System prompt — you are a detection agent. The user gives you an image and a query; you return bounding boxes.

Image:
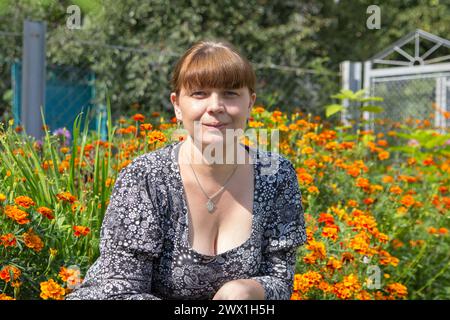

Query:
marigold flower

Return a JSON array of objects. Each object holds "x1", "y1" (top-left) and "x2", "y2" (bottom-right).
[
  {"x1": 386, "y1": 283, "x2": 408, "y2": 299},
  {"x1": 40, "y1": 279, "x2": 65, "y2": 300},
  {"x1": 322, "y1": 225, "x2": 339, "y2": 241},
  {"x1": 0, "y1": 193, "x2": 6, "y2": 202},
  {"x1": 306, "y1": 240, "x2": 327, "y2": 260},
  {"x1": 37, "y1": 206, "x2": 54, "y2": 220},
  {"x1": 400, "y1": 195, "x2": 415, "y2": 207},
  {"x1": 140, "y1": 123, "x2": 153, "y2": 131},
  {"x1": 0, "y1": 265, "x2": 21, "y2": 283},
  {"x1": 333, "y1": 274, "x2": 361, "y2": 300},
  {"x1": 148, "y1": 130, "x2": 167, "y2": 144},
  {"x1": 378, "y1": 151, "x2": 390, "y2": 160},
  {"x1": 132, "y1": 113, "x2": 145, "y2": 122},
  {"x1": 4, "y1": 205, "x2": 30, "y2": 224},
  {"x1": 73, "y1": 225, "x2": 90, "y2": 237},
  {"x1": 14, "y1": 196, "x2": 36, "y2": 209},
  {"x1": 326, "y1": 256, "x2": 343, "y2": 271},
  {"x1": 23, "y1": 228, "x2": 44, "y2": 252},
  {"x1": 59, "y1": 266, "x2": 81, "y2": 286},
  {"x1": 0, "y1": 293, "x2": 15, "y2": 300},
  {"x1": 56, "y1": 192, "x2": 77, "y2": 204},
  {"x1": 0, "y1": 233, "x2": 17, "y2": 247},
  {"x1": 356, "y1": 177, "x2": 370, "y2": 189},
  {"x1": 389, "y1": 185, "x2": 403, "y2": 195}
]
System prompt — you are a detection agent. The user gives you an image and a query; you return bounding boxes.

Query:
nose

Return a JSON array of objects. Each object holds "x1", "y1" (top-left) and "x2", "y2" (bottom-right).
[{"x1": 206, "y1": 92, "x2": 224, "y2": 113}]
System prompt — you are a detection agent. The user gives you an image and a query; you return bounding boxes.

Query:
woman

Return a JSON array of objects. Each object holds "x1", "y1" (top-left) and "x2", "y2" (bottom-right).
[{"x1": 65, "y1": 40, "x2": 306, "y2": 300}]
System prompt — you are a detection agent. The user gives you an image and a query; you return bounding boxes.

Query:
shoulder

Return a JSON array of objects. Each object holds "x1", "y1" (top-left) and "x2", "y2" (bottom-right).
[
  {"x1": 253, "y1": 147, "x2": 296, "y2": 184},
  {"x1": 118, "y1": 142, "x2": 176, "y2": 180}
]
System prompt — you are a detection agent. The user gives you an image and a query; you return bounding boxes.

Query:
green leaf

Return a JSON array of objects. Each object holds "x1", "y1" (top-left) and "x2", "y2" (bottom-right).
[
  {"x1": 360, "y1": 105, "x2": 384, "y2": 113},
  {"x1": 325, "y1": 104, "x2": 343, "y2": 118}
]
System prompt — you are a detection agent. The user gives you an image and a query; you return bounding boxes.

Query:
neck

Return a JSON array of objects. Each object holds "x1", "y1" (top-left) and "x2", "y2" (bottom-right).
[{"x1": 178, "y1": 137, "x2": 251, "y2": 180}]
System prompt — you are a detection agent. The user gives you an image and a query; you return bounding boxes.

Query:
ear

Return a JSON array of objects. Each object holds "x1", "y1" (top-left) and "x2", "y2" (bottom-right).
[{"x1": 170, "y1": 92, "x2": 183, "y2": 121}]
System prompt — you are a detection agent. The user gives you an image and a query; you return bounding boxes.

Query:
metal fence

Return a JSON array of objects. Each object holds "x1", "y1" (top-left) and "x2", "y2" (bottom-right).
[{"x1": 341, "y1": 30, "x2": 450, "y2": 134}]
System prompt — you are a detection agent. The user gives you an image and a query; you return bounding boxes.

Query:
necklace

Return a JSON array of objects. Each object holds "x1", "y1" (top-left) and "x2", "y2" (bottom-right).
[{"x1": 184, "y1": 147, "x2": 239, "y2": 213}]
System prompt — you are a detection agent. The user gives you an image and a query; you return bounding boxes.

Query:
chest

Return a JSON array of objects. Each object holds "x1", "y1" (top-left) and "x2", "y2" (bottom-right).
[{"x1": 179, "y1": 163, "x2": 255, "y2": 256}]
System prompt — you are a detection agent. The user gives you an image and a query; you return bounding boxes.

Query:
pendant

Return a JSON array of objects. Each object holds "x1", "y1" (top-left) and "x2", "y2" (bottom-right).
[{"x1": 206, "y1": 199, "x2": 215, "y2": 213}]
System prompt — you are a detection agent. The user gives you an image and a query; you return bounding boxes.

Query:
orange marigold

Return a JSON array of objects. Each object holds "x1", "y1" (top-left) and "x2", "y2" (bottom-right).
[
  {"x1": 56, "y1": 192, "x2": 77, "y2": 204},
  {"x1": 0, "y1": 265, "x2": 21, "y2": 282},
  {"x1": 400, "y1": 195, "x2": 415, "y2": 207},
  {"x1": 386, "y1": 283, "x2": 408, "y2": 299},
  {"x1": 0, "y1": 233, "x2": 17, "y2": 247},
  {"x1": 4, "y1": 205, "x2": 30, "y2": 224},
  {"x1": 14, "y1": 196, "x2": 36, "y2": 209},
  {"x1": 0, "y1": 293, "x2": 15, "y2": 300},
  {"x1": 132, "y1": 113, "x2": 145, "y2": 122},
  {"x1": 37, "y1": 206, "x2": 54, "y2": 220},
  {"x1": 23, "y1": 228, "x2": 44, "y2": 252},
  {"x1": 40, "y1": 279, "x2": 65, "y2": 300},
  {"x1": 73, "y1": 226, "x2": 90, "y2": 237}
]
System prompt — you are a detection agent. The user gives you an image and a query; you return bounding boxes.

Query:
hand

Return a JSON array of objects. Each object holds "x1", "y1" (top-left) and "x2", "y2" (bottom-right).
[{"x1": 212, "y1": 279, "x2": 265, "y2": 300}]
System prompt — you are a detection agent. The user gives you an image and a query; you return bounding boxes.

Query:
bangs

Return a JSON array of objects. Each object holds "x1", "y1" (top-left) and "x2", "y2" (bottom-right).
[{"x1": 172, "y1": 42, "x2": 256, "y2": 95}]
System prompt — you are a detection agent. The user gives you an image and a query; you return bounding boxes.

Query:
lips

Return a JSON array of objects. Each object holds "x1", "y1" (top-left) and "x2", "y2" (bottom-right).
[{"x1": 203, "y1": 122, "x2": 227, "y2": 128}]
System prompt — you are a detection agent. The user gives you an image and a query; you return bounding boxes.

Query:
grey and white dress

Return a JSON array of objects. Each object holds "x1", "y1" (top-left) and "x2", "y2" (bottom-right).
[{"x1": 65, "y1": 140, "x2": 307, "y2": 300}]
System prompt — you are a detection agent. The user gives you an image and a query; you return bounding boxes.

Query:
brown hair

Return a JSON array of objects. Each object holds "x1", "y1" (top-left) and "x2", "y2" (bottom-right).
[{"x1": 171, "y1": 40, "x2": 256, "y2": 97}]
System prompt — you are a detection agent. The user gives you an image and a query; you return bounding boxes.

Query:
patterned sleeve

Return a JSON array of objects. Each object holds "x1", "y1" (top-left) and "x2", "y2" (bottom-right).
[
  {"x1": 250, "y1": 158, "x2": 307, "y2": 300},
  {"x1": 65, "y1": 156, "x2": 164, "y2": 300}
]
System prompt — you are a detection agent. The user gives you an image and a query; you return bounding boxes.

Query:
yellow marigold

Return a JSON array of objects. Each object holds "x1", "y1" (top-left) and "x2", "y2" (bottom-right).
[
  {"x1": 333, "y1": 274, "x2": 361, "y2": 300},
  {"x1": 14, "y1": 196, "x2": 36, "y2": 208},
  {"x1": 322, "y1": 225, "x2": 339, "y2": 241},
  {"x1": 40, "y1": 279, "x2": 65, "y2": 300},
  {"x1": 306, "y1": 240, "x2": 327, "y2": 260},
  {"x1": 4, "y1": 205, "x2": 30, "y2": 225},
  {"x1": 326, "y1": 256, "x2": 343, "y2": 271},
  {"x1": 23, "y1": 228, "x2": 44, "y2": 252},
  {"x1": 301, "y1": 146, "x2": 314, "y2": 155},
  {"x1": 0, "y1": 193, "x2": 6, "y2": 202},
  {"x1": 294, "y1": 271, "x2": 323, "y2": 293}
]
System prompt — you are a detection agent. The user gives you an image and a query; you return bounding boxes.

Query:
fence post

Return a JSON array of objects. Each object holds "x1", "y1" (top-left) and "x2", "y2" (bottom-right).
[
  {"x1": 363, "y1": 61, "x2": 373, "y2": 132},
  {"x1": 340, "y1": 61, "x2": 362, "y2": 128},
  {"x1": 21, "y1": 20, "x2": 46, "y2": 141},
  {"x1": 435, "y1": 77, "x2": 447, "y2": 132}
]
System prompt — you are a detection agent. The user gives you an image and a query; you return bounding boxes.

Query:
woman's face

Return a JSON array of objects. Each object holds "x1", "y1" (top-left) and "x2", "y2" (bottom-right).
[{"x1": 170, "y1": 86, "x2": 256, "y2": 147}]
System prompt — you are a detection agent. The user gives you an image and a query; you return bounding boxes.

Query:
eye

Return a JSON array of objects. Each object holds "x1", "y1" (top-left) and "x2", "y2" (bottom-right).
[
  {"x1": 224, "y1": 91, "x2": 239, "y2": 96},
  {"x1": 191, "y1": 91, "x2": 206, "y2": 97}
]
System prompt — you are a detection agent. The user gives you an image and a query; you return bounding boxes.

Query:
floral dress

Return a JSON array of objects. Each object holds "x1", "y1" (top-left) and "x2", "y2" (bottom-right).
[{"x1": 65, "y1": 140, "x2": 306, "y2": 300}]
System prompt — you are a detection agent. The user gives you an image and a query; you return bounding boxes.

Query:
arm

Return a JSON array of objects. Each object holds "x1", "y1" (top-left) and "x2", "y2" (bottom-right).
[
  {"x1": 65, "y1": 157, "x2": 163, "y2": 300},
  {"x1": 250, "y1": 159, "x2": 307, "y2": 300}
]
